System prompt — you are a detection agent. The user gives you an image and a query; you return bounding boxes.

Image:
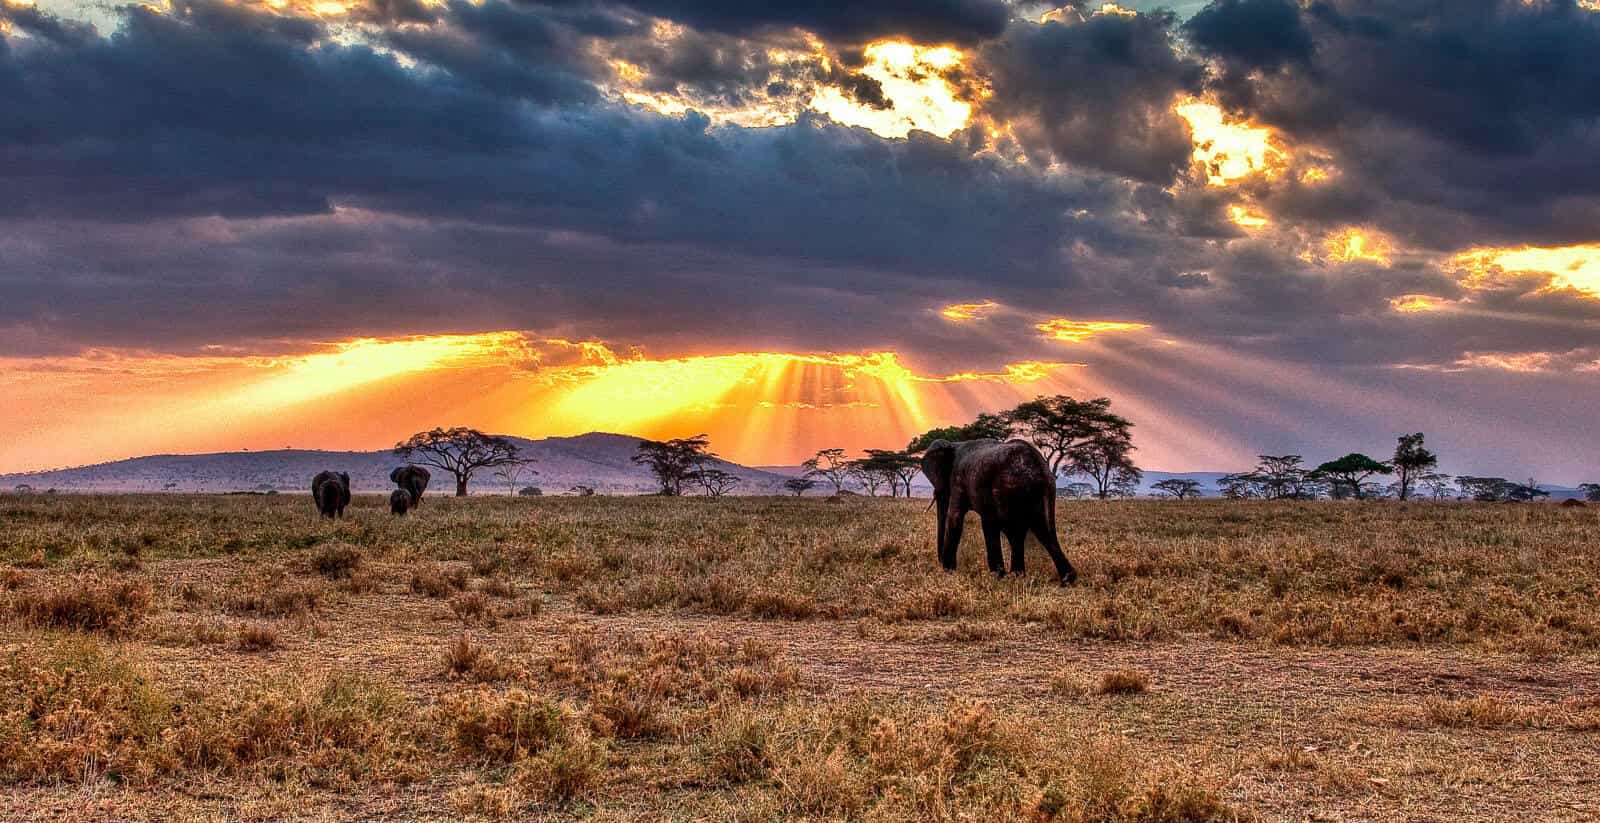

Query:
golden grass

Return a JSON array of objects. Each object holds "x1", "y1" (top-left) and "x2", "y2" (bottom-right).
[
  {"x1": 6, "y1": 495, "x2": 1595, "y2": 649},
  {"x1": 2, "y1": 494, "x2": 1598, "y2": 819}
]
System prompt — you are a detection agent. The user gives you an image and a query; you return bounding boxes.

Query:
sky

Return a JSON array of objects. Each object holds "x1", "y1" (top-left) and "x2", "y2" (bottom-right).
[{"x1": 1, "y1": 0, "x2": 1598, "y2": 482}]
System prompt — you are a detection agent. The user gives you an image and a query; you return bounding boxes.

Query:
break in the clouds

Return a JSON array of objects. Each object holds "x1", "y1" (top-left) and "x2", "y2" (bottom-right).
[{"x1": 0, "y1": 0, "x2": 1597, "y2": 480}]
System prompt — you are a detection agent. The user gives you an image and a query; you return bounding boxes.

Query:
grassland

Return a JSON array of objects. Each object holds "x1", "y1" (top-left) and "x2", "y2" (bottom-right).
[{"x1": 2, "y1": 494, "x2": 1598, "y2": 821}]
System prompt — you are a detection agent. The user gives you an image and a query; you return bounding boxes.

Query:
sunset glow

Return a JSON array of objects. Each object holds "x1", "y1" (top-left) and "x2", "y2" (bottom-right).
[
  {"x1": 939, "y1": 300, "x2": 1000, "y2": 321},
  {"x1": 809, "y1": 40, "x2": 973, "y2": 138},
  {"x1": 1035, "y1": 318, "x2": 1149, "y2": 344},
  {"x1": 1454, "y1": 244, "x2": 1600, "y2": 297},
  {"x1": 1175, "y1": 100, "x2": 1282, "y2": 185}
]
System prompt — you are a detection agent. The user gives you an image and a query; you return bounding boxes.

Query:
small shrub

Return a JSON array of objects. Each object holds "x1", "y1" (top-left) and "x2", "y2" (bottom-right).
[
  {"x1": 237, "y1": 623, "x2": 279, "y2": 652},
  {"x1": 701, "y1": 707, "x2": 773, "y2": 783},
  {"x1": 1, "y1": 567, "x2": 29, "y2": 590},
  {"x1": 451, "y1": 591, "x2": 495, "y2": 625},
  {"x1": 442, "y1": 633, "x2": 510, "y2": 682},
  {"x1": 310, "y1": 543, "x2": 362, "y2": 580},
  {"x1": 410, "y1": 564, "x2": 467, "y2": 598},
  {"x1": 11, "y1": 574, "x2": 152, "y2": 634},
  {"x1": 441, "y1": 689, "x2": 569, "y2": 762},
  {"x1": 515, "y1": 738, "x2": 606, "y2": 806},
  {"x1": 481, "y1": 576, "x2": 517, "y2": 598},
  {"x1": 1096, "y1": 669, "x2": 1150, "y2": 696}
]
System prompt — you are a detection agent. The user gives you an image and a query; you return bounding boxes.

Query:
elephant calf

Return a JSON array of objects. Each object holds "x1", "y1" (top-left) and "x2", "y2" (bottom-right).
[
  {"x1": 390, "y1": 489, "x2": 411, "y2": 515},
  {"x1": 921, "y1": 439, "x2": 1077, "y2": 585},
  {"x1": 391, "y1": 465, "x2": 431, "y2": 507},
  {"x1": 311, "y1": 470, "x2": 351, "y2": 519}
]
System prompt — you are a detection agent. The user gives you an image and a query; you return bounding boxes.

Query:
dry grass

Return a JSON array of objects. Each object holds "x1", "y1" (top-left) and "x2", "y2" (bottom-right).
[
  {"x1": 1096, "y1": 669, "x2": 1151, "y2": 695},
  {"x1": 8, "y1": 574, "x2": 151, "y2": 634},
  {"x1": 2, "y1": 494, "x2": 1599, "y2": 820},
  {"x1": 237, "y1": 623, "x2": 280, "y2": 652}
]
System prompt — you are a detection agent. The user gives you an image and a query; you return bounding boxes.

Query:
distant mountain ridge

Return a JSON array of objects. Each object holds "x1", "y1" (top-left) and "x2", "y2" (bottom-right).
[
  {"x1": 3, "y1": 441, "x2": 1582, "y2": 499},
  {"x1": 0, "y1": 433, "x2": 791, "y2": 495}
]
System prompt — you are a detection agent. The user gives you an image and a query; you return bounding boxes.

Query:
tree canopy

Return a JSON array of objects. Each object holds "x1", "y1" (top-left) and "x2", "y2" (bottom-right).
[
  {"x1": 632, "y1": 434, "x2": 714, "y2": 496},
  {"x1": 394, "y1": 427, "x2": 522, "y2": 496},
  {"x1": 1314, "y1": 454, "x2": 1392, "y2": 500},
  {"x1": 1391, "y1": 433, "x2": 1439, "y2": 501}
]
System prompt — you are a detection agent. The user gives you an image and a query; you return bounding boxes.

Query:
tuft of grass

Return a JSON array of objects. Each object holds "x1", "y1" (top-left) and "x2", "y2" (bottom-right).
[
  {"x1": 439, "y1": 689, "x2": 570, "y2": 763},
  {"x1": 236, "y1": 623, "x2": 279, "y2": 652},
  {"x1": 1095, "y1": 669, "x2": 1150, "y2": 696},
  {"x1": 410, "y1": 564, "x2": 467, "y2": 598},
  {"x1": 309, "y1": 543, "x2": 362, "y2": 580},
  {"x1": 10, "y1": 574, "x2": 151, "y2": 634},
  {"x1": 442, "y1": 633, "x2": 510, "y2": 682}
]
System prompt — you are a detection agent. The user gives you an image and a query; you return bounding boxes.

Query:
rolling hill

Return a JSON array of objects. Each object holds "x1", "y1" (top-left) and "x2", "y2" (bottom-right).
[{"x1": 0, "y1": 433, "x2": 791, "y2": 496}]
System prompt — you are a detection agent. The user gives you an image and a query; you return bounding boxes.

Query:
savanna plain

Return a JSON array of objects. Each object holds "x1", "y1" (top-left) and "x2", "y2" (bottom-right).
[{"x1": 2, "y1": 494, "x2": 1598, "y2": 821}]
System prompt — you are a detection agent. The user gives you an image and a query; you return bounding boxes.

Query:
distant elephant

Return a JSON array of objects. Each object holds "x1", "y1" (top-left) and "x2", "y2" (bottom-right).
[
  {"x1": 390, "y1": 489, "x2": 411, "y2": 515},
  {"x1": 921, "y1": 439, "x2": 1077, "y2": 585},
  {"x1": 391, "y1": 465, "x2": 431, "y2": 507},
  {"x1": 311, "y1": 470, "x2": 351, "y2": 519}
]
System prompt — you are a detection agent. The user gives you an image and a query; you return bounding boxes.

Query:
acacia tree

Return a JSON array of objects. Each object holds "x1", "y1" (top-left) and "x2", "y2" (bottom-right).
[
  {"x1": 846, "y1": 460, "x2": 887, "y2": 496},
  {"x1": 782, "y1": 477, "x2": 818, "y2": 497},
  {"x1": 1315, "y1": 454, "x2": 1392, "y2": 500},
  {"x1": 1420, "y1": 472, "x2": 1455, "y2": 500},
  {"x1": 395, "y1": 428, "x2": 522, "y2": 496},
  {"x1": 1579, "y1": 483, "x2": 1600, "y2": 502},
  {"x1": 1254, "y1": 455, "x2": 1318, "y2": 500},
  {"x1": 689, "y1": 468, "x2": 740, "y2": 498},
  {"x1": 1006, "y1": 396, "x2": 1129, "y2": 481},
  {"x1": 867, "y1": 449, "x2": 922, "y2": 498},
  {"x1": 632, "y1": 434, "x2": 714, "y2": 496},
  {"x1": 803, "y1": 448, "x2": 851, "y2": 495},
  {"x1": 1069, "y1": 426, "x2": 1141, "y2": 500},
  {"x1": 492, "y1": 460, "x2": 538, "y2": 496},
  {"x1": 1391, "y1": 433, "x2": 1438, "y2": 501},
  {"x1": 1151, "y1": 478, "x2": 1203, "y2": 499}
]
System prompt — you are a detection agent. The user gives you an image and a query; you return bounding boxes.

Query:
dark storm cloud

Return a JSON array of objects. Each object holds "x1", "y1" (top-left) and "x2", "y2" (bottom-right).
[
  {"x1": 2, "y1": 0, "x2": 1599, "y2": 389},
  {"x1": 1189, "y1": 0, "x2": 1600, "y2": 250},
  {"x1": 537, "y1": 0, "x2": 1013, "y2": 45},
  {"x1": 979, "y1": 10, "x2": 1204, "y2": 183}
]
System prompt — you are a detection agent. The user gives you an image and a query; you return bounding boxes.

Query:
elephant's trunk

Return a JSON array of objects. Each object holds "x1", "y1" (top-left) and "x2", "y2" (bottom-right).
[{"x1": 934, "y1": 492, "x2": 948, "y2": 564}]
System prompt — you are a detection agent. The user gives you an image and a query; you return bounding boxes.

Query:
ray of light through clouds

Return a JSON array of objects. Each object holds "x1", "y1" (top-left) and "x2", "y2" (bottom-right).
[{"x1": 2, "y1": 0, "x2": 1599, "y2": 480}]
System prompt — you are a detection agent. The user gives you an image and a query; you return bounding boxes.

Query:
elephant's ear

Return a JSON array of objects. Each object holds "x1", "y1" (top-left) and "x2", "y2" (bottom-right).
[
  {"x1": 920, "y1": 440, "x2": 956, "y2": 497},
  {"x1": 391, "y1": 467, "x2": 404, "y2": 483}
]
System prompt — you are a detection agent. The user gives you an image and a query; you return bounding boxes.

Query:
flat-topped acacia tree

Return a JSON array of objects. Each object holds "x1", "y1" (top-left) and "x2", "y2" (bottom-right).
[{"x1": 395, "y1": 428, "x2": 522, "y2": 496}]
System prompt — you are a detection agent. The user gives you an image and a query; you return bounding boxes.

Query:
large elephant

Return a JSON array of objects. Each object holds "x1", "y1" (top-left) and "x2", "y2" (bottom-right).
[
  {"x1": 311, "y1": 470, "x2": 351, "y2": 519},
  {"x1": 391, "y1": 465, "x2": 430, "y2": 506},
  {"x1": 921, "y1": 439, "x2": 1077, "y2": 585}
]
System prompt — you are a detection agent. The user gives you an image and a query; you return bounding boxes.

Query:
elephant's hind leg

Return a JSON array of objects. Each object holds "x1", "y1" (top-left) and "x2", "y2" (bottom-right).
[
  {"x1": 1030, "y1": 514, "x2": 1077, "y2": 585},
  {"x1": 1005, "y1": 524, "x2": 1028, "y2": 576}
]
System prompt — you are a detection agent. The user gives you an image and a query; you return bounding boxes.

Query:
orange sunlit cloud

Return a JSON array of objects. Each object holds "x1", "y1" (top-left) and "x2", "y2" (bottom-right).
[
  {"x1": 938, "y1": 300, "x2": 1001, "y2": 321},
  {"x1": 1174, "y1": 99, "x2": 1284, "y2": 185},
  {"x1": 1302, "y1": 227, "x2": 1394, "y2": 266},
  {"x1": 1035, "y1": 318, "x2": 1149, "y2": 343},
  {"x1": 0, "y1": 333, "x2": 1087, "y2": 473},
  {"x1": 1452, "y1": 243, "x2": 1600, "y2": 297},
  {"x1": 809, "y1": 40, "x2": 974, "y2": 138},
  {"x1": 1229, "y1": 205, "x2": 1269, "y2": 229},
  {"x1": 1390, "y1": 294, "x2": 1449, "y2": 313}
]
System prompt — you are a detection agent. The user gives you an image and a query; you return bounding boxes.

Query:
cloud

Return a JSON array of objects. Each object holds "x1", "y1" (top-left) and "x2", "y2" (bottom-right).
[{"x1": 977, "y1": 10, "x2": 1205, "y2": 182}]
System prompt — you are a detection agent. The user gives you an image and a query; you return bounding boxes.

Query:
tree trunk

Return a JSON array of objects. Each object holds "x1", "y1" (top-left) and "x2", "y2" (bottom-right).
[{"x1": 456, "y1": 475, "x2": 468, "y2": 496}]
